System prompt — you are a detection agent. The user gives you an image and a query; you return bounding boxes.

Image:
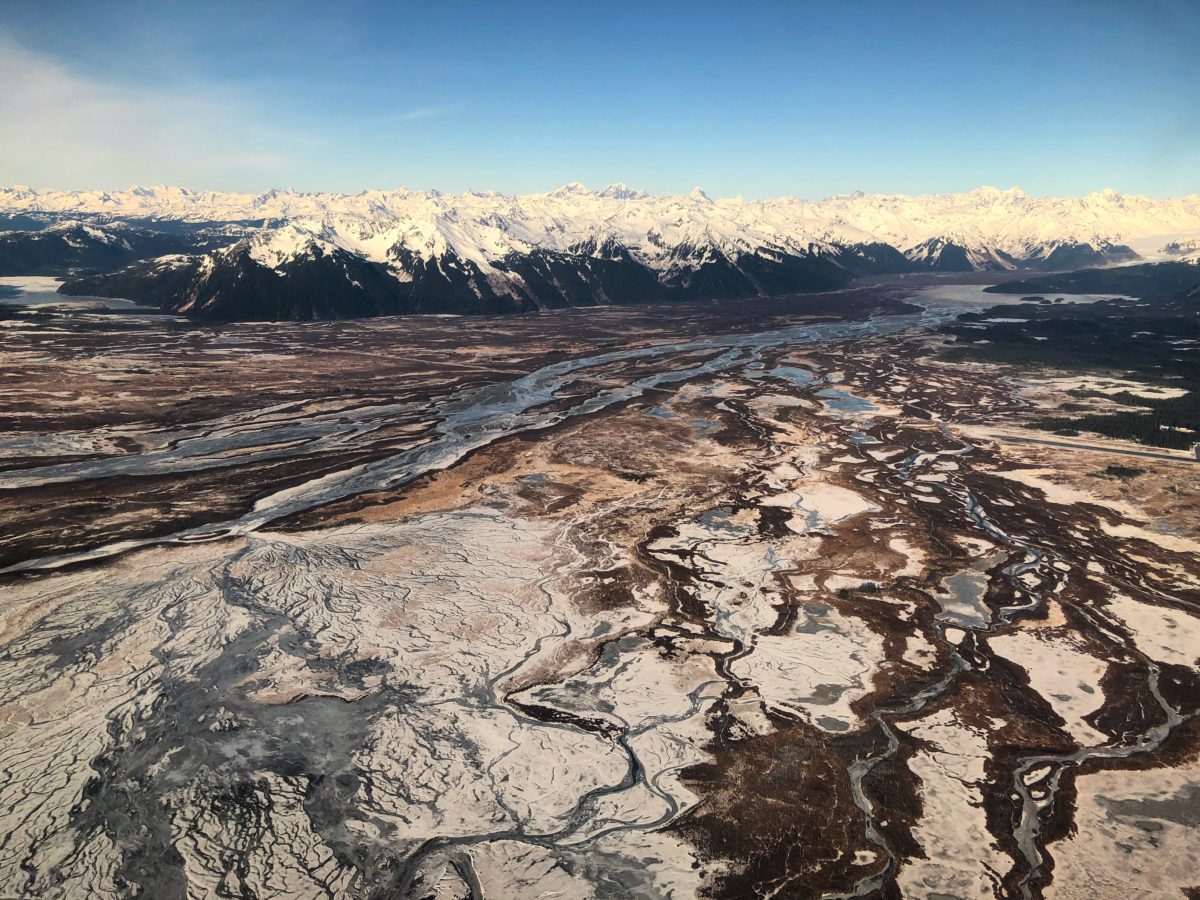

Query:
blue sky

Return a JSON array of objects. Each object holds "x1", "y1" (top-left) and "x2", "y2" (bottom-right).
[{"x1": 1, "y1": 0, "x2": 1197, "y2": 197}]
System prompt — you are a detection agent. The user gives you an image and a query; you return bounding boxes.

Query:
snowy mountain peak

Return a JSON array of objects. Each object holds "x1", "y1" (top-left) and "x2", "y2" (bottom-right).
[
  {"x1": 549, "y1": 182, "x2": 593, "y2": 198},
  {"x1": 5, "y1": 184, "x2": 1200, "y2": 280},
  {"x1": 242, "y1": 223, "x2": 342, "y2": 270},
  {"x1": 36, "y1": 180, "x2": 1200, "y2": 321},
  {"x1": 968, "y1": 186, "x2": 1027, "y2": 202},
  {"x1": 598, "y1": 183, "x2": 649, "y2": 200}
]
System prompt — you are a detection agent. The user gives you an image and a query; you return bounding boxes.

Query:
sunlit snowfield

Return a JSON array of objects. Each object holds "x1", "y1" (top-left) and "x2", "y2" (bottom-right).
[{"x1": 1, "y1": 280, "x2": 1198, "y2": 899}]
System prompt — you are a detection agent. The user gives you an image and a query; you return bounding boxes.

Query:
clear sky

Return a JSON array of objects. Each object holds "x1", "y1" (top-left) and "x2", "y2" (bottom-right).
[{"x1": 1, "y1": 0, "x2": 1197, "y2": 198}]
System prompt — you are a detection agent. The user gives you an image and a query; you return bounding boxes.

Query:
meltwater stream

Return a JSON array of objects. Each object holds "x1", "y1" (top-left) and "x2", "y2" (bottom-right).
[{"x1": 3, "y1": 295, "x2": 979, "y2": 574}]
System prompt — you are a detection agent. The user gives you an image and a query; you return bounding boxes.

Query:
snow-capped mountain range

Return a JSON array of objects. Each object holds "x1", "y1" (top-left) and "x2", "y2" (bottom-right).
[{"x1": 3, "y1": 183, "x2": 1199, "y2": 319}]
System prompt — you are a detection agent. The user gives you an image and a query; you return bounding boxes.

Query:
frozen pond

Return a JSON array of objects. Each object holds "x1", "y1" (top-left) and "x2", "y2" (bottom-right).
[{"x1": 0, "y1": 275, "x2": 152, "y2": 310}]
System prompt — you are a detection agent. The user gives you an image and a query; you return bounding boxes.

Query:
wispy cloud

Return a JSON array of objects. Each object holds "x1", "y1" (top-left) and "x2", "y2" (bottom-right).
[
  {"x1": 0, "y1": 32, "x2": 309, "y2": 190},
  {"x1": 342, "y1": 105, "x2": 459, "y2": 129},
  {"x1": 389, "y1": 106, "x2": 454, "y2": 123}
]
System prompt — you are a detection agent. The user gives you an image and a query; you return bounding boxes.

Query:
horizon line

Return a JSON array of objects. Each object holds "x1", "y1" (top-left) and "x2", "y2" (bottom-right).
[{"x1": 4, "y1": 183, "x2": 1200, "y2": 205}]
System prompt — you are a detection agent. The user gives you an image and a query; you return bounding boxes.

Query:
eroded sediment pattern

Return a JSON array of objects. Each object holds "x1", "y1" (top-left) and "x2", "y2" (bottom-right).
[{"x1": 1, "y1": 287, "x2": 1198, "y2": 898}]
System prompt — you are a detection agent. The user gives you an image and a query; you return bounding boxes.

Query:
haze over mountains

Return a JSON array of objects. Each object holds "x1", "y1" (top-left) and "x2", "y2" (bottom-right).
[{"x1": 3, "y1": 183, "x2": 1200, "y2": 320}]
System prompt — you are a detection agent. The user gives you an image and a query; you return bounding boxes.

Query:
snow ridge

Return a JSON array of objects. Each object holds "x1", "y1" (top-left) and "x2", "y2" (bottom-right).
[{"x1": 6, "y1": 184, "x2": 1200, "y2": 275}]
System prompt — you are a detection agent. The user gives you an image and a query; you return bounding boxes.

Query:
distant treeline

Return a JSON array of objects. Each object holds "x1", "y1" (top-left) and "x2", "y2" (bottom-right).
[
  {"x1": 984, "y1": 261, "x2": 1200, "y2": 301},
  {"x1": 941, "y1": 264, "x2": 1200, "y2": 450}
]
